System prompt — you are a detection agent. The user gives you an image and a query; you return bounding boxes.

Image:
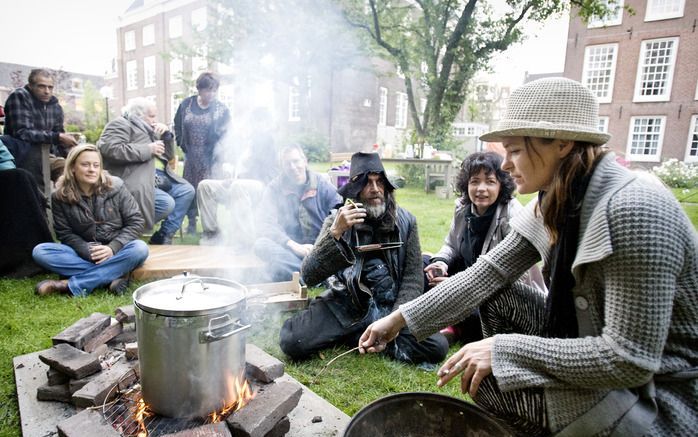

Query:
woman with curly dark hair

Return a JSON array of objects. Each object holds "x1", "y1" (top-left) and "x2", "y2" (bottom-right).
[{"x1": 424, "y1": 152, "x2": 543, "y2": 344}]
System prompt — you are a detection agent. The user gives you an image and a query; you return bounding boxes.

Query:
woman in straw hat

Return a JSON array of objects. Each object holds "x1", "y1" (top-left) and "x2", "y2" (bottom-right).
[
  {"x1": 358, "y1": 78, "x2": 697, "y2": 435},
  {"x1": 32, "y1": 144, "x2": 149, "y2": 297}
]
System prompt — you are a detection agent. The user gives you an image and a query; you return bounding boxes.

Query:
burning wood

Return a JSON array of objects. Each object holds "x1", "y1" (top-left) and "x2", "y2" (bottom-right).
[{"x1": 208, "y1": 376, "x2": 255, "y2": 423}]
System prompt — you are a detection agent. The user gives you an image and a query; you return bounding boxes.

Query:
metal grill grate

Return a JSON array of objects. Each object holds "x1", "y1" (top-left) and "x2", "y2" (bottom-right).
[{"x1": 102, "y1": 385, "x2": 210, "y2": 436}]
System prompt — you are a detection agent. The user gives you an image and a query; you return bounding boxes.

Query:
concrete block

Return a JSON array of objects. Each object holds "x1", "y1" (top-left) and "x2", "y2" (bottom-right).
[
  {"x1": 57, "y1": 408, "x2": 121, "y2": 437},
  {"x1": 246, "y1": 343, "x2": 284, "y2": 383},
  {"x1": 83, "y1": 318, "x2": 123, "y2": 353},
  {"x1": 38, "y1": 343, "x2": 102, "y2": 380},
  {"x1": 47, "y1": 368, "x2": 69, "y2": 386},
  {"x1": 264, "y1": 416, "x2": 290, "y2": 437},
  {"x1": 125, "y1": 342, "x2": 138, "y2": 360},
  {"x1": 36, "y1": 383, "x2": 72, "y2": 403},
  {"x1": 161, "y1": 422, "x2": 233, "y2": 437},
  {"x1": 71, "y1": 360, "x2": 138, "y2": 408},
  {"x1": 114, "y1": 305, "x2": 135, "y2": 323},
  {"x1": 52, "y1": 312, "x2": 111, "y2": 350},
  {"x1": 226, "y1": 381, "x2": 302, "y2": 437},
  {"x1": 107, "y1": 324, "x2": 137, "y2": 347}
]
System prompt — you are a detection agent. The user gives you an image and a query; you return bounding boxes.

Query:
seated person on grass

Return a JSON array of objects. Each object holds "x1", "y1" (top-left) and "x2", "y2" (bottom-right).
[
  {"x1": 32, "y1": 144, "x2": 148, "y2": 297},
  {"x1": 253, "y1": 144, "x2": 341, "y2": 281},
  {"x1": 280, "y1": 152, "x2": 448, "y2": 365}
]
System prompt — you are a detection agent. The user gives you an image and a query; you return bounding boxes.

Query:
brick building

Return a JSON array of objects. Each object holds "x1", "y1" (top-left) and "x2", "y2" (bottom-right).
[
  {"x1": 113, "y1": 0, "x2": 420, "y2": 155},
  {"x1": 0, "y1": 62, "x2": 104, "y2": 126},
  {"x1": 563, "y1": 0, "x2": 697, "y2": 165}
]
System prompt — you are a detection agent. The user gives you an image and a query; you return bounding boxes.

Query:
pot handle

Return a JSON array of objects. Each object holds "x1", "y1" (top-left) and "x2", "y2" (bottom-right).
[
  {"x1": 177, "y1": 278, "x2": 209, "y2": 300},
  {"x1": 200, "y1": 314, "x2": 251, "y2": 343}
]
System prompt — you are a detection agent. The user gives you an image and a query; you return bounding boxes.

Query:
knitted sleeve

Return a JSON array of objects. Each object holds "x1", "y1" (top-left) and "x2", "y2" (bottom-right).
[
  {"x1": 492, "y1": 184, "x2": 690, "y2": 392},
  {"x1": 400, "y1": 230, "x2": 541, "y2": 340}
]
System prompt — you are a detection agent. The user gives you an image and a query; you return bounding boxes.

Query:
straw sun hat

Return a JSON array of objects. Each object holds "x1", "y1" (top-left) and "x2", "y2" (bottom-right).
[{"x1": 479, "y1": 77, "x2": 611, "y2": 145}]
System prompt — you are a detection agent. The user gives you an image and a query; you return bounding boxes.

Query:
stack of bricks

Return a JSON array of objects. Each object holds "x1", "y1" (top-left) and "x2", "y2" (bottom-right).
[{"x1": 36, "y1": 305, "x2": 304, "y2": 437}]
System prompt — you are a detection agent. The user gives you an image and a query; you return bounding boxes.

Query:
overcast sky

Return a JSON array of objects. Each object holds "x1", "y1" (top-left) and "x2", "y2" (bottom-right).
[{"x1": 0, "y1": 0, "x2": 568, "y2": 86}]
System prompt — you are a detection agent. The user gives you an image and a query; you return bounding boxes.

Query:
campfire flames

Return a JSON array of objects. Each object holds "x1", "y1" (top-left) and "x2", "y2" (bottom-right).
[
  {"x1": 112, "y1": 375, "x2": 254, "y2": 436},
  {"x1": 134, "y1": 397, "x2": 153, "y2": 437},
  {"x1": 208, "y1": 375, "x2": 255, "y2": 423}
]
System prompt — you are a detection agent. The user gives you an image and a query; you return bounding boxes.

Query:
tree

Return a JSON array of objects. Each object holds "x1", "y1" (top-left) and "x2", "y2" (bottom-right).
[{"x1": 340, "y1": 0, "x2": 619, "y2": 149}]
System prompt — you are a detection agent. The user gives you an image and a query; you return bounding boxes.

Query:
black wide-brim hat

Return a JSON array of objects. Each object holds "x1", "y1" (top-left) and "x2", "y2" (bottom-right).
[{"x1": 337, "y1": 152, "x2": 397, "y2": 199}]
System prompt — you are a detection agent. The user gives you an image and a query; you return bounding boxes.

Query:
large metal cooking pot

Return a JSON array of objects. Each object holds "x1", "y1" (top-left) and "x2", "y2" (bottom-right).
[
  {"x1": 133, "y1": 276, "x2": 249, "y2": 418},
  {"x1": 343, "y1": 392, "x2": 514, "y2": 437}
]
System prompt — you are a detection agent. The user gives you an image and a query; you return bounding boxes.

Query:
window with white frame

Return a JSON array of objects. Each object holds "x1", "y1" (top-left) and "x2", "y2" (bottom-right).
[
  {"x1": 145, "y1": 95, "x2": 156, "y2": 106},
  {"x1": 395, "y1": 92, "x2": 408, "y2": 128},
  {"x1": 582, "y1": 44, "x2": 618, "y2": 103},
  {"x1": 142, "y1": 24, "x2": 155, "y2": 47},
  {"x1": 378, "y1": 87, "x2": 387, "y2": 125},
  {"x1": 685, "y1": 115, "x2": 698, "y2": 162},
  {"x1": 171, "y1": 93, "x2": 184, "y2": 121},
  {"x1": 126, "y1": 60, "x2": 138, "y2": 90},
  {"x1": 289, "y1": 77, "x2": 300, "y2": 122},
  {"x1": 645, "y1": 0, "x2": 685, "y2": 21},
  {"x1": 124, "y1": 30, "x2": 135, "y2": 51},
  {"x1": 588, "y1": 0, "x2": 624, "y2": 28},
  {"x1": 191, "y1": 7, "x2": 207, "y2": 31},
  {"x1": 626, "y1": 116, "x2": 666, "y2": 161},
  {"x1": 633, "y1": 37, "x2": 678, "y2": 102},
  {"x1": 598, "y1": 116, "x2": 609, "y2": 133},
  {"x1": 169, "y1": 16, "x2": 182, "y2": 38},
  {"x1": 170, "y1": 58, "x2": 183, "y2": 83},
  {"x1": 192, "y1": 50, "x2": 208, "y2": 74},
  {"x1": 144, "y1": 56, "x2": 156, "y2": 88}
]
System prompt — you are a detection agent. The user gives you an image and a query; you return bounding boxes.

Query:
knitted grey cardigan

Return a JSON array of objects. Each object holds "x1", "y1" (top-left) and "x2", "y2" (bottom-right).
[{"x1": 401, "y1": 154, "x2": 698, "y2": 434}]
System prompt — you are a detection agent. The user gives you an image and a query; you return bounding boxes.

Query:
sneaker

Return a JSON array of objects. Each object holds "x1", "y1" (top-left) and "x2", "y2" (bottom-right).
[
  {"x1": 108, "y1": 276, "x2": 130, "y2": 295},
  {"x1": 35, "y1": 279, "x2": 70, "y2": 296},
  {"x1": 149, "y1": 230, "x2": 173, "y2": 245}
]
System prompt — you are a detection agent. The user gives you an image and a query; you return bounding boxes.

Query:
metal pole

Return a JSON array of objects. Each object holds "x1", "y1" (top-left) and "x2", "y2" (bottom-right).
[{"x1": 105, "y1": 97, "x2": 109, "y2": 123}]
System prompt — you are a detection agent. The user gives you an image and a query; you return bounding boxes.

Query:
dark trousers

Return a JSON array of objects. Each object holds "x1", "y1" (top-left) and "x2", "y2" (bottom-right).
[{"x1": 280, "y1": 293, "x2": 448, "y2": 364}]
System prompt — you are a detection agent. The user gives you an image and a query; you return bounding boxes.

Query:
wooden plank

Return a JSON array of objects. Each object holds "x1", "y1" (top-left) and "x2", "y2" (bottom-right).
[{"x1": 130, "y1": 245, "x2": 265, "y2": 281}]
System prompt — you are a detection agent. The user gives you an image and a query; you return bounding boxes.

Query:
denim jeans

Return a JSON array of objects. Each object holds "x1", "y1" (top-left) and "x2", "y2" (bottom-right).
[
  {"x1": 154, "y1": 180, "x2": 195, "y2": 237},
  {"x1": 32, "y1": 240, "x2": 149, "y2": 297},
  {"x1": 253, "y1": 237, "x2": 303, "y2": 282}
]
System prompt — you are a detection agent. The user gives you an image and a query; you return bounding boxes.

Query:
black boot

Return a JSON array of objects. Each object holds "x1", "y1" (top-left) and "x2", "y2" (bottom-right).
[{"x1": 149, "y1": 230, "x2": 173, "y2": 245}]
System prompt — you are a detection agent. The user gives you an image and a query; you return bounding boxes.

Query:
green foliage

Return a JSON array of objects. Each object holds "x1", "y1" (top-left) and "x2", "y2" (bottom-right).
[
  {"x1": 652, "y1": 159, "x2": 698, "y2": 189},
  {"x1": 0, "y1": 184, "x2": 694, "y2": 436},
  {"x1": 290, "y1": 130, "x2": 331, "y2": 163}
]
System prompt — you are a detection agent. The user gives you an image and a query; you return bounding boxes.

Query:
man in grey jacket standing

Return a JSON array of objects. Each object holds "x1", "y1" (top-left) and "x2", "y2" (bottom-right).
[
  {"x1": 98, "y1": 98, "x2": 194, "y2": 244},
  {"x1": 279, "y1": 152, "x2": 448, "y2": 365}
]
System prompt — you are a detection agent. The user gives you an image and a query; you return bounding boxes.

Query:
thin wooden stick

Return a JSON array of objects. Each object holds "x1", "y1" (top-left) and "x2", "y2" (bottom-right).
[{"x1": 310, "y1": 346, "x2": 360, "y2": 385}]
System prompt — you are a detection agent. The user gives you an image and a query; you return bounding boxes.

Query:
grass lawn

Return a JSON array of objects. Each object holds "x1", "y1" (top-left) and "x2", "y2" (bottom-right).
[{"x1": 0, "y1": 178, "x2": 696, "y2": 436}]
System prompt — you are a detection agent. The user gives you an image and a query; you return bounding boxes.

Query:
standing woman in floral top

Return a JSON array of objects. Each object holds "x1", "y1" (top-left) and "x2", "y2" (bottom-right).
[
  {"x1": 358, "y1": 78, "x2": 697, "y2": 436},
  {"x1": 174, "y1": 72, "x2": 230, "y2": 234}
]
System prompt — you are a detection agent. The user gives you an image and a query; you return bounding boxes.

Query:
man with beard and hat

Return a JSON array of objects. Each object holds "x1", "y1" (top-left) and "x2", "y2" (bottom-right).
[{"x1": 279, "y1": 152, "x2": 448, "y2": 365}]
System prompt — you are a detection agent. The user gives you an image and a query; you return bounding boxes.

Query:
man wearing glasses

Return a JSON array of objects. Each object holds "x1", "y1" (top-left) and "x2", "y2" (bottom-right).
[{"x1": 280, "y1": 152, "x2": 448, "y2": 365}]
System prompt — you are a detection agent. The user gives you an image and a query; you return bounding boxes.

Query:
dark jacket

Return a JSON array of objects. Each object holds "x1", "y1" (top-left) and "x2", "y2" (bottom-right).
[
  {"x1": 98, "y1": 115, "x2": 185, "y2": 231},
  {"x1": 173, "y1": 96, "x2": 229, "y2": 155},
  {"x1": 3, "y1": 85, "x2": 65, "y2": 147},
  {"x1": 257, "y1": 171, "x2": 341, "y2": 246},
  {"x1": 302, "y1": 206, "x2": 423, "y2": 324},
  {"x1": 52, "y1": 176, "x2": 145, "y2": 261}
]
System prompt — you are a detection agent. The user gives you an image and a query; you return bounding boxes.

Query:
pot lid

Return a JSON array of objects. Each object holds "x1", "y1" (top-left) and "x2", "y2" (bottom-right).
[{"x1": 133, "y1": 277, "x2": 246, "y2": 316}]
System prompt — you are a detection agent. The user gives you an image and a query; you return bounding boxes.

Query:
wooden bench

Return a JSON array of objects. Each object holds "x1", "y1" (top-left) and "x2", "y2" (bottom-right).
[{"x1": 329, "y1": 152, "x2": 354, "y2": 163}]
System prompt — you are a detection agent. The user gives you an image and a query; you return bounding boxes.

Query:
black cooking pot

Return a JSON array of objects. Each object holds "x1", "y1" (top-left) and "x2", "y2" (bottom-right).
[{"x1": 343, "y1": 392, "x2": 514, "y2": 437}]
